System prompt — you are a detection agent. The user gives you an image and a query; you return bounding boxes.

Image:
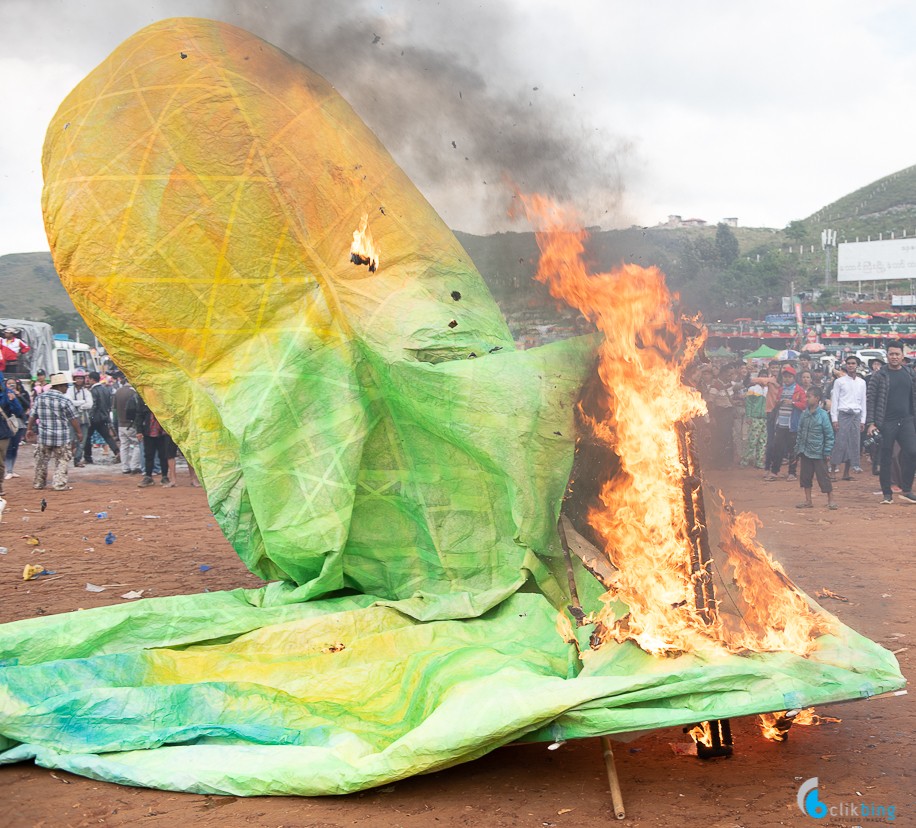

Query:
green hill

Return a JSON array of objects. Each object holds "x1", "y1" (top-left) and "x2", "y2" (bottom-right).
[
  {"x1": 0, "y1": 252, "x2": 84, "y2": 334},
  {"x1": 807, "y1": 164, "x2": 916, "y2": 241},
  {"x1": 4, "y1": 164, "x2": 916, "y2": 334}
]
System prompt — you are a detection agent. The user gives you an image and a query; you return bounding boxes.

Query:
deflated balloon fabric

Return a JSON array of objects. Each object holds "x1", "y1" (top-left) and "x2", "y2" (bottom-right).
[{"x1": 0, "y1": 17, "x2": 903, "y2": 795}]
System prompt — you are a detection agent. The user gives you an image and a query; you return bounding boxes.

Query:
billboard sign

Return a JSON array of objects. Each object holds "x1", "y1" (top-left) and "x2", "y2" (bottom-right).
[{"x1": 837, "y1": 238, "x2": 916, "y2": 282}]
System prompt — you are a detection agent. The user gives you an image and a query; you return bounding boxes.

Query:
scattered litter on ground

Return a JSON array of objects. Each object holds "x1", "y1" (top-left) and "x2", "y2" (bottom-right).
[
  {"x1": 815, "y1": 588, "x2": 849, "y2": 602},
  {"x1": 23, "y1": 564, "x2": 50, "y2": 581},
  {"x1": 142, "y1": 515, "x2": 161, "y2": 519},
  {"x1": 0, "y1": 547, "x2": 7, "y2": 555},
  {"x1": 104, "y1": 532, "x2": 116, "y2": 545},
  {"x1": 199, "y1": 564, "x2": 212, "y2": 572},
  {"x1": 40, "y1": 498, "x2": 47, "y2": 512},
  {"x1": 121, "y1": 590, "x2": 144, "y2": 600},
  {"x1": 23, "y1": 535, "x2": 39, "y2": 546},
  {"x1": 96, "y1": 512, "x2": 108, "y2": 519},
  {"x1": 85, "y1": 583, "x2": 106, "y2": 593}
]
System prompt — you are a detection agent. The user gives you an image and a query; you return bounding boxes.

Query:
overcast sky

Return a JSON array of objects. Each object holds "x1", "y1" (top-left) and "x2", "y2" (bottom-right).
[{"x1": 2, "y1": 0, "x2": 915, "y2": 255}]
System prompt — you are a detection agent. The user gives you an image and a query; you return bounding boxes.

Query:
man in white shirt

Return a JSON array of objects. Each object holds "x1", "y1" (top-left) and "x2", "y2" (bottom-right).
[
  {"x1": 830, "y1": 355, "x2": 867, "y2": 480},
  {"x1": 65, "y1": 369, "x2": 94, "y2": 466}
]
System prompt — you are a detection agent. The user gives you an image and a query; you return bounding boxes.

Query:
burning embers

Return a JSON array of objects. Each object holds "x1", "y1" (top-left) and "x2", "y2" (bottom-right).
[
  {"x1": 520, "y1": 194, "x2": 826, "y2": 659},
  {"x1": 349, "y1": 213, "x2": 380, "y2": 272}
]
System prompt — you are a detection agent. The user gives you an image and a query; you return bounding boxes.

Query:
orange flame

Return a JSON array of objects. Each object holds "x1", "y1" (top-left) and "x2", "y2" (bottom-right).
[
  {"x1": 520, "y1": 193, "x2": 826, "y2": 658},
  {"x1": 758, "y1": 708, "x2": 841, "y2": 740},
  {"x1": 688, "y1": 722, "x2": 713, "y2": 747},
  {"x1": 349, "y1": 213, "x2": 380, "y2": 272}
]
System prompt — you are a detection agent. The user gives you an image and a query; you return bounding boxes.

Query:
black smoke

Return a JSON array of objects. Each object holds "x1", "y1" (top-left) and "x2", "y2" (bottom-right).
[{"x1": 222, "y1": 0, "x2": 634, "y2": 232}]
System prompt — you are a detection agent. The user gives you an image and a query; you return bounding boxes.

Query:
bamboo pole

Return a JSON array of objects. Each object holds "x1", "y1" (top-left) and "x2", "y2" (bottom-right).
[{"x1": 600, "y1": 736, "x2": 626, "y2": 820}]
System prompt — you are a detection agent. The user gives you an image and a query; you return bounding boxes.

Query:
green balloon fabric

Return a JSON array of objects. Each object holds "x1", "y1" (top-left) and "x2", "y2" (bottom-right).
[{"x1": 0, "y1": 18, "x2": 904, "y2": 795}]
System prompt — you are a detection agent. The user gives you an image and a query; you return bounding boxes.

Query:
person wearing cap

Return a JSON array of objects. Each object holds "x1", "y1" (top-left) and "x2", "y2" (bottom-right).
[
  {"x1": 829, "y1": 355, "x2": 867, "y2": 481},
  {"x1": 865, "y1": 339, "x2": 916, "y2": 505},
  {"x1": 0, "y1": 327, "x2": 30, "y2": 378},
  {"x1": 864, "y1": 354, "x2": 887, "y2": 475},
  {"x1": 763, "y1": 364, "x2": 805, "y2": 481},
  {"x1": 65, "y1": 368, "x2": 93, "y2": 466},
  {"x1": 25, "y1": 372, "x2": 82, "y2": 491},
  {"x1": 31, "y1": 369, "x2": 51, "y2": 399}
]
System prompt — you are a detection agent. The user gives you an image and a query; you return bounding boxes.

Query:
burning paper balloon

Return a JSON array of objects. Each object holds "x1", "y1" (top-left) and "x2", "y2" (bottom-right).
[{"x1": 0, "y1": 17, "x2": 900, "y2": 798}]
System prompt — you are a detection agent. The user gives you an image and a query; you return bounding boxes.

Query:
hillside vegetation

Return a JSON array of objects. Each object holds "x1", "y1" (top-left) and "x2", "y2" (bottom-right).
[{"x1": 4, "y1": 165, "x2": 916, "y2": 334}]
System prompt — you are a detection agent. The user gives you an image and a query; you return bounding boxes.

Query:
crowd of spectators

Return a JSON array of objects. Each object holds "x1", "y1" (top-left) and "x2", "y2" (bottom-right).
[
  {"x1": 688, "y1": 340, "x2": 916, "y2": 507},
  {"x1": 1, "y1": 365, "x2": 198, "y2": 502}
]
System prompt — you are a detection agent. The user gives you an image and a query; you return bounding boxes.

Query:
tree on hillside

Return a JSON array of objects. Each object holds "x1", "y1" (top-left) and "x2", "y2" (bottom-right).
[
  {"x1": 710, "y1": 251, "x2": 787, "y2": 317},
  {"x1": 785, "y1": 220, "x2": 808, "y2": 243},
  {"x1": 715, "y1": 222, "x2": 740, "y2": 267},
  {"x1": 41, "y1": 305, "x2": 87, "y2": 339}
]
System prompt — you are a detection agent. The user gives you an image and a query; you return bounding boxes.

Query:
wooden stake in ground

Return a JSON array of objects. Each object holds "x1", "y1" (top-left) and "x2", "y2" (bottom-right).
[{"x1": 601, "y1": 736, "x2": 626, "y2": 820}]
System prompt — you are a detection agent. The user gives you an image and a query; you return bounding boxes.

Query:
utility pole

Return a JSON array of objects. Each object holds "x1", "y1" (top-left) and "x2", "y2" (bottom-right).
[{"x1": 821, "y1": 229, "x2": 837, "y2": 289}]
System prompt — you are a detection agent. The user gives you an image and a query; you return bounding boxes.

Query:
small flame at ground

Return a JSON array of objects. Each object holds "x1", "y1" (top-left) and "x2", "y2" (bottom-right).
[
  {"x1": 519, "y1": 193, "x2": 826, "y2": 658},
  {"x1": 349, "y1": 213, "x2": 380, "y2": 272},
  {"x1": 758, "y1": 708, "x2": 842, "y2": 741},
  {"x1": 688, "y1": 722, "x2": 713, "y2": 747}
]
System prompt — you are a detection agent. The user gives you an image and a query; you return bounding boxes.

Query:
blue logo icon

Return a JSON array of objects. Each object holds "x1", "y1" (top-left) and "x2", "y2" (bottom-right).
[{"x1": 797, "y1": 778, "x2": 827, "y2": 819}]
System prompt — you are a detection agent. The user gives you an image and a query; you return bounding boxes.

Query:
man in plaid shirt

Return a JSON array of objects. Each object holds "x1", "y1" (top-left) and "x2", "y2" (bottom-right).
[{"x1": 25, "y1": 373, "x2": 83, "y2": 491}]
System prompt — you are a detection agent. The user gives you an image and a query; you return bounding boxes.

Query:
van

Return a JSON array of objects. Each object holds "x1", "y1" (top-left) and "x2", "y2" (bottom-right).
[{"x1": 52, "y1": 335, "x2": 100, "y2": 375}]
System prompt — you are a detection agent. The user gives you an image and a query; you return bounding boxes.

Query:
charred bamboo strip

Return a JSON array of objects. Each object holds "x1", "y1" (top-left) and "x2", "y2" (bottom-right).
[
  {"x1": 682, "y1": 423, "x2": 717, "y2": 620},
  {"x1": 676, "y1": 422, "x2": 713, "y2": 621},
  {"x1": 557, "y1": 517, "x2": 582, "y2": 611}
]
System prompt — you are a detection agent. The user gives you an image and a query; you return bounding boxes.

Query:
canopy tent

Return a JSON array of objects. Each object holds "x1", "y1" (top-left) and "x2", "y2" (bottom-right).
[
  {"x1": 743, "y1": 344, "x2": 780, "y2": 359},
  {"x1": 706, "y1": 345, "x2": 737, "y2": 358},
  {"x1": 0, "y1": 19, "x2": 903, "y2": 797}
]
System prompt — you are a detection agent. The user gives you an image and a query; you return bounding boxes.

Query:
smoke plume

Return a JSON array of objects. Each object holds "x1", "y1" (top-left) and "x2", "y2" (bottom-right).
[{"x1": 225, "y1": 0, "x2": 634, "y2": 233}]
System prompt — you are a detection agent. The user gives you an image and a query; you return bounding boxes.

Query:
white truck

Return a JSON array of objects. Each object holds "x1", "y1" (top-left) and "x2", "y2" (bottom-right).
[{"x1": 0, "y1": 318, "x2": 101, "y2": 379}]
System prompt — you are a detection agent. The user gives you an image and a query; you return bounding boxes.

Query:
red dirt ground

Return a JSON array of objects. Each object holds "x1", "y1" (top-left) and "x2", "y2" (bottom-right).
[{"x1": 0, "y1": 453, "x2": 910, "y2": 827}]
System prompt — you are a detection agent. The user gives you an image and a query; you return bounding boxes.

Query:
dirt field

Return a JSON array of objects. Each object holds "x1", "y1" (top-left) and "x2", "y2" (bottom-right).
[{"x1": 0, "y1": 452, "x2": 910, "y2": 827}]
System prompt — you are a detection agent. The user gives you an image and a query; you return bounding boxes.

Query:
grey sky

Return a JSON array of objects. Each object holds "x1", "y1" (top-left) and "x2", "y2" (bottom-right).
[{"x1": 1, "y1": 0, "x2": 915, "y2": 255}]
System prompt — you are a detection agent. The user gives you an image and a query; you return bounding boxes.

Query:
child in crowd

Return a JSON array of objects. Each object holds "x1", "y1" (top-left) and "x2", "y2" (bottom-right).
[{"x1": 794, "y1": 386, "x2": 837, "y2": 510}]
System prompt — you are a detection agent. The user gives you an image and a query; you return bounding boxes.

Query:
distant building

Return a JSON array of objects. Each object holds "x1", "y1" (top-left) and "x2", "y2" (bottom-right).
[
  {"x1": 659, "y1": 214, "x2": 711, "y2": 229},
  {"x1": 722, "y1": 217, "x2": 738, "y2": 227}
]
